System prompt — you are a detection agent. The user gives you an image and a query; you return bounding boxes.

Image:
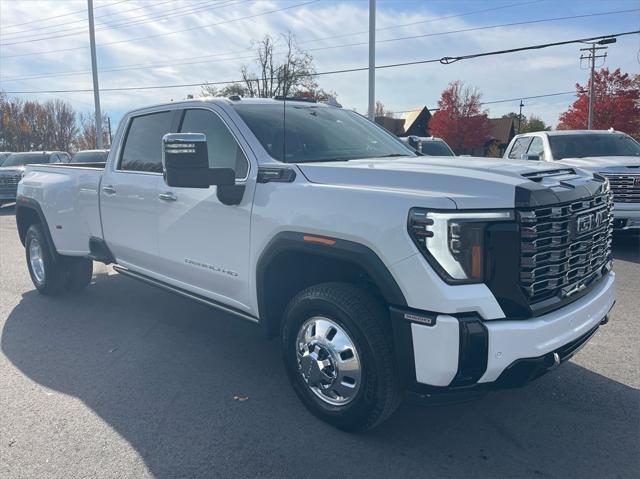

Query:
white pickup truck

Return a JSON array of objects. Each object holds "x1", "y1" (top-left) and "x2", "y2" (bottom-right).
[
  {"x1": 504, "y1": 129, "x2": 640, "y2": 232},
  {"x1": 16, "y1": 98, "x2": 615, "y2": 431}
]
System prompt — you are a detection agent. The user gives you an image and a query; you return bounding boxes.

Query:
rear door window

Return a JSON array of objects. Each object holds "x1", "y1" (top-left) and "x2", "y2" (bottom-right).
[
  {"x1": 120, "y1": 111, "x2": 174, "y2": 173},
  {"x1": 508, "y1": 137, "x2": 533, "y2": 159}
]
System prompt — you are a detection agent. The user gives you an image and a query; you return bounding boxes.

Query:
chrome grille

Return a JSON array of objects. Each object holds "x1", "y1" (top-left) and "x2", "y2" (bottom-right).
[
  {"x1": 600, "y1": 173, "x2": 640, "y2": 203},
  {"x1": 0, "y1": 175, "x2": 22, "y2": 187},
  {"x1": 518, "y1": 192, "x2": 613, "y2": 306}
]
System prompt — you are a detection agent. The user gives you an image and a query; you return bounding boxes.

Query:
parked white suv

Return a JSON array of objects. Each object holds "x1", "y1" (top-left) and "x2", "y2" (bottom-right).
[
  {"x1": 16, "y1": 98, "x2": 615, "y2": 431},
  {"x1": 504, "y1": 130, "x2": 640, "y2": 231}
]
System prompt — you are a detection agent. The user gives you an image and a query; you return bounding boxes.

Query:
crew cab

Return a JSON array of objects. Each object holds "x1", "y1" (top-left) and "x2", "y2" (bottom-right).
[
  {"x1": 16, "y1": 98, "x2": 615, "y2": 431},
  {"x1": 504, "y1": 130, "x2": 640, "y2": 231},
  {"x1": 0, "y1": 151, "x2": 71, "y2": 206}
]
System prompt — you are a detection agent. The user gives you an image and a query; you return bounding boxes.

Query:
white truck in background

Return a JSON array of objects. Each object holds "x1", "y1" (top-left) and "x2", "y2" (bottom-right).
[
  {"x1": 16, "y1": 98, "x2": 615, "y2": 431},
  {"x1": 504, "y1": 129, "x2": 640, "y2": 232}
]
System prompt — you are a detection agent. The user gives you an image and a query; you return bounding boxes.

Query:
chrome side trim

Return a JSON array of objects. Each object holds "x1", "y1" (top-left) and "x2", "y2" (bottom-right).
[{"x1": 112, "y1": 265, "x2": 259, "y2": 324}]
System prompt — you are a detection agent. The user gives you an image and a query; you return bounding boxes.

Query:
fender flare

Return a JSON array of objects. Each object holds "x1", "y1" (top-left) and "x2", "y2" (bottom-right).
[
  {"x1": 15, "y1": 196, "x2": 59, "y2": 261},
  {"x1": 256, "y1": 231, "x2": 407, "y2": 336}
]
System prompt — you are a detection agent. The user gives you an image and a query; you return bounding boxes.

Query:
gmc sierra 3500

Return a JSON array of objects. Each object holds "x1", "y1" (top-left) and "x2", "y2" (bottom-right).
[{"x1": 16, "y1": 98, "x2": 615, "y2": 432}]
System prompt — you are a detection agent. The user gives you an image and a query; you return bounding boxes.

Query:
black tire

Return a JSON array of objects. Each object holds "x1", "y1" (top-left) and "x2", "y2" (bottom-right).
[
  {"x1": 65, "y1": 257, "x2": 93, "y2": 292},
  {"x1": 281, "y1": 282, "x2": 403, "y2": 432},
  {"x1": 25, "y1": 223, "x2": 69, "y2": 295}
]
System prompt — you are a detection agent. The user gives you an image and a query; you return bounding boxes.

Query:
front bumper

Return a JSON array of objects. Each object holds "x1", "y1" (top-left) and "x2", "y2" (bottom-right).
[
  {"x1": 612, "y1": 202, "x2": 640, "y2": 230},
  {"x1": 0, "y1": 186, "x2": 18, "y2": 202},
  {"x1": 392, "y1": 271, "x2": 615, "y2": 392}
]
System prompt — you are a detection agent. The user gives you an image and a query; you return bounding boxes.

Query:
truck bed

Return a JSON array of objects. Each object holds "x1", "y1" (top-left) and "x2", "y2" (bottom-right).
[{"x1": 18, "y1": 163, "x2": 104, "y2": 256}]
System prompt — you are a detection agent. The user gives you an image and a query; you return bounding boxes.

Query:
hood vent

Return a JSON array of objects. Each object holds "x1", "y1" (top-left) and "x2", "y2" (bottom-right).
[{"x1": 522, "y1": 168, "x2": 576, "y2": 182}]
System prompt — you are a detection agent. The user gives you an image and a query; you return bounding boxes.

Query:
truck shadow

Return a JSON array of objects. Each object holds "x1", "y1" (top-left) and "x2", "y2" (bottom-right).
[
  {"x1": 2, "y1": 271, "x2": 638, "y2": 478},
  {"x1": 612, "y1": 233, "x2": 639, "y2": 264}
]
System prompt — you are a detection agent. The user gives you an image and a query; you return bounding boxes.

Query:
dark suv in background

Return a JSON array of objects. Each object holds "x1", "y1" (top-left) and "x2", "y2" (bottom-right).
[{"x1": 0, "y1": 151, "x2": 71, "y2": 206}]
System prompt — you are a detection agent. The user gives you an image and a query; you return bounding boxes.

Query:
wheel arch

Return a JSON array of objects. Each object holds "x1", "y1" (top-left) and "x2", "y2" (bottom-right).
[
  {"x1": 15, "y1": 197, "x2": 58, "y2": 259},
  {"x1": 256, "y1": 232, "x2": 407, "y2": 338}
]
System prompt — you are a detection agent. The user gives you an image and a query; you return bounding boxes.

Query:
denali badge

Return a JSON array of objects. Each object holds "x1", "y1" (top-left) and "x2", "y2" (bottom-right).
[
  {"x1": 404, "y1": 313, "x2": 436, "y2": 326},
  {"x1": 185, "y1": 258, "x2": 239, "y2": 277}
]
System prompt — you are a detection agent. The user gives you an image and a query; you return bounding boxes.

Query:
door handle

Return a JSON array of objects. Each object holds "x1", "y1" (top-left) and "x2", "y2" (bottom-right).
[
  {"x1": 158, "y1": 192, "x2": 178, "y2": 202},
  {"x1": 102, "y1": 185, "x2": 116, "y2": 195}
]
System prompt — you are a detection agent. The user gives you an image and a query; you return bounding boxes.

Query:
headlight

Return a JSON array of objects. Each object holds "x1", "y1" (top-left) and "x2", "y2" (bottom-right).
[{"x1": 408, "y1": 209, "x2": 514, "y2": 283}]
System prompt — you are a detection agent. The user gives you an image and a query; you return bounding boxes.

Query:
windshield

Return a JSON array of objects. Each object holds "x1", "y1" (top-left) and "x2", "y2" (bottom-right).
[
  {"x1": 0, "y1": 153, "x2": 12, "y2": 166},
  {"x1": 421, "y1": 141, "x2": 454, "y2": 156},
  {"x1": 233, "y1": 103, "x2": 416, "y2": 163},
  {"x1": 549, "y1": 133, "x2": 640, "y2": 159},
  {"x1": 2, "y1": 153, "x2": 50, "y2": 167},
  {"x1": 71, "y1": 151, "x2": 109, "y2": 163}
]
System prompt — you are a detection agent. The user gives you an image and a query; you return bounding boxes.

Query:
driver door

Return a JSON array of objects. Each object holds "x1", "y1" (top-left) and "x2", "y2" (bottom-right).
[{"x1": 155, "y1": 107, "x2": 255, "y2": 311}]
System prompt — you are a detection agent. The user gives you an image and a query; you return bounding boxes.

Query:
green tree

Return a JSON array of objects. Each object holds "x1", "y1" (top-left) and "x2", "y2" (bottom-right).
[
  {"x1": 502, "y1": 112, "x2": 549, "y2": 133},
  {"x1": 523, "y1": 115, "x2": 549, "y2": 133}
]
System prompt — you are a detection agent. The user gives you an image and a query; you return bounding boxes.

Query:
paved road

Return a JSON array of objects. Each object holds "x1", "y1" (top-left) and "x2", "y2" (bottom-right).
[{"x1": 0, "y1": 203, "x2": 638, "y2": 479}]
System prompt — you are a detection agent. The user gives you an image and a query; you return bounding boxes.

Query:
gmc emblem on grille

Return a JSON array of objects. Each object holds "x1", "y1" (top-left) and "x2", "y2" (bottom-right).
[
  {"x1": 574, "y1": 210, "x2": 606, "y2": 236},
  {"x1": 634, "y1": 177, "x2": 640, "y2": 187}
]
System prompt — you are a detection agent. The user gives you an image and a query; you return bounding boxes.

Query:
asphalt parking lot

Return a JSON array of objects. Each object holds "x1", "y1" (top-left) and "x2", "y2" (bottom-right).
[{"x1": 0, "y1": 203, "x2": 638, "y2": 479}]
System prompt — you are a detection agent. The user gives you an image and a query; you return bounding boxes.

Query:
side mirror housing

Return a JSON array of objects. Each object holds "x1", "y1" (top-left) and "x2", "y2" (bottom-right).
[
  {"x1": 162, "y1": 133, "x2": 235, "y2": 188},
  {"x1": 520, "y1": 153, "x2": 540, "y2": 161},
  {"x1": 407, "y1": 135, "x2": 422, "y2": 152}
]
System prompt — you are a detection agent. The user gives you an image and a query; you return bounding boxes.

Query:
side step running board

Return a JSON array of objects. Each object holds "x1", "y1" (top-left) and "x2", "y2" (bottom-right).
[{"x1": 112, "y1": 265, "x2": 258, "y2": 324}]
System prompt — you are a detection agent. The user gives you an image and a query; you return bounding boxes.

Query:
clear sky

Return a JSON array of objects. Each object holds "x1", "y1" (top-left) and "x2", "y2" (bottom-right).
[{"x1": 1, "y1": 0, "x2": 639, "y2": 130}]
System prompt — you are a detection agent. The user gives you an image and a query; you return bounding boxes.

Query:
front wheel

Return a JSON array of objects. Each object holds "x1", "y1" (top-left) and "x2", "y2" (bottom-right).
[{"x1": 281, "y1": 283, "x2": 402, "y2": 432}]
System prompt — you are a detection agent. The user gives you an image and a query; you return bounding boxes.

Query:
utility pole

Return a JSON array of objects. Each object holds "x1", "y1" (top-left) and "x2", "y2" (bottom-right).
[
  {"x1": 107, "y1": 116, "x2": 113, "y2": 147},
  {"x1": 517, "y1": 100, "x2": 524, "y2": 134},
  {"x1": 579, "y1": 37, "x2": 616, "y2": 130},
  {"x1": 367, "y1": 0, "x2": 376, "y2": 121},
  {"x1": 87, "y1": 0, "x2": 103, "y2": 149}
]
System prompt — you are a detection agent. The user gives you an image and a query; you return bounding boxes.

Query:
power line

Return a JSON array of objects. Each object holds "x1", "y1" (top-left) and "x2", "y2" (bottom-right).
[
  {"x1": 0, "y1": 0, "x2": 545, "y2": 59},
  {"x1": 1, "y1": 0, "x2": 542, "y2": 40},
  {"x1": 2, "y1": 9, "x2": 636, "y2": 83},
  {"x1": 0, "y1": 0, "x2": 243, "y2": 44},
  {"x1": 298, "y1": 9, "x2": 640, "y2": 56},
  {"x1": 0, "y1": 0, "x2": 179, "y2": 37},
  {"x1": 297, "y1": 0, "x2": 545, "y2": 46},
  {"x1": 3, "y1": 31, "x2": 637, "y2": 94},
  {"x1": 0, "y1": 0, "x2": 130, "y2": 30},
  {"x1": 390, "y1": 90, "x2": 587, "y2": 114},
  {"x1": 0, "y1": 0, "x2": 318, "y2": 47}
]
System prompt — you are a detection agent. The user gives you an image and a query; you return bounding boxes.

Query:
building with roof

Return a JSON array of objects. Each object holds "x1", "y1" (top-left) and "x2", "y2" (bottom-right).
[
  {"x1": 482, "y1": 117, "x2": 516, "y2": 157},
  {"x1": 375, "y1": 106, "x2": 432, "y2": 137}
]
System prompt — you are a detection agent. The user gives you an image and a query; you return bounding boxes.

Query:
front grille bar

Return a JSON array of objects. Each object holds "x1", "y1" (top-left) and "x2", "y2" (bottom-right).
[
  {"x1": 600, "y1": 173, "x2": 640, "y2": 203},
  {"x1": 518, "y1": 192, "x2": 613, "y2": 306}
]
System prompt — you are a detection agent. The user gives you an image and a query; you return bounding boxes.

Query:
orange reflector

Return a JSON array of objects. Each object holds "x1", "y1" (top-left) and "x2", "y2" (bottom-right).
[
  {"x1": 471, "y1": 245, "x2": 483, "y2": 279},
  {"x1": 303, "y1": 235, "x2": 336, "y2": 246}
]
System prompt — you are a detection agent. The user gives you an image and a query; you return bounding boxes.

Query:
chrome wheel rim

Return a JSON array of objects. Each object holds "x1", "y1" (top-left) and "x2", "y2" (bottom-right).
[
  {"x1": 296, "y1": 316, "x2": 362, "y2": 406},
  {"x1": 29, "y1": 237, "x2": 46, "y2": 285}
]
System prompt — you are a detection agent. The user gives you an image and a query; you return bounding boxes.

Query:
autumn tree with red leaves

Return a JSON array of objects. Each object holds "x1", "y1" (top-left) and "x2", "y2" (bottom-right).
[
  {"x1": 558, "y1": 68, "x2": 640, "y2": 138},
  {"x1": 428, "y1": 80, "x2": 490, "y2": 154}
]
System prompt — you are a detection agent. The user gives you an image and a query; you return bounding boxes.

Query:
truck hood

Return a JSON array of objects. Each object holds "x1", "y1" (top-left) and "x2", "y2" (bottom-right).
[
  {"x1": 297, "y1": 156, "x2": 594, "y2": 209},
  {"x1": 556, "y1": 156, "x2": 640, "y2": 172}
]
